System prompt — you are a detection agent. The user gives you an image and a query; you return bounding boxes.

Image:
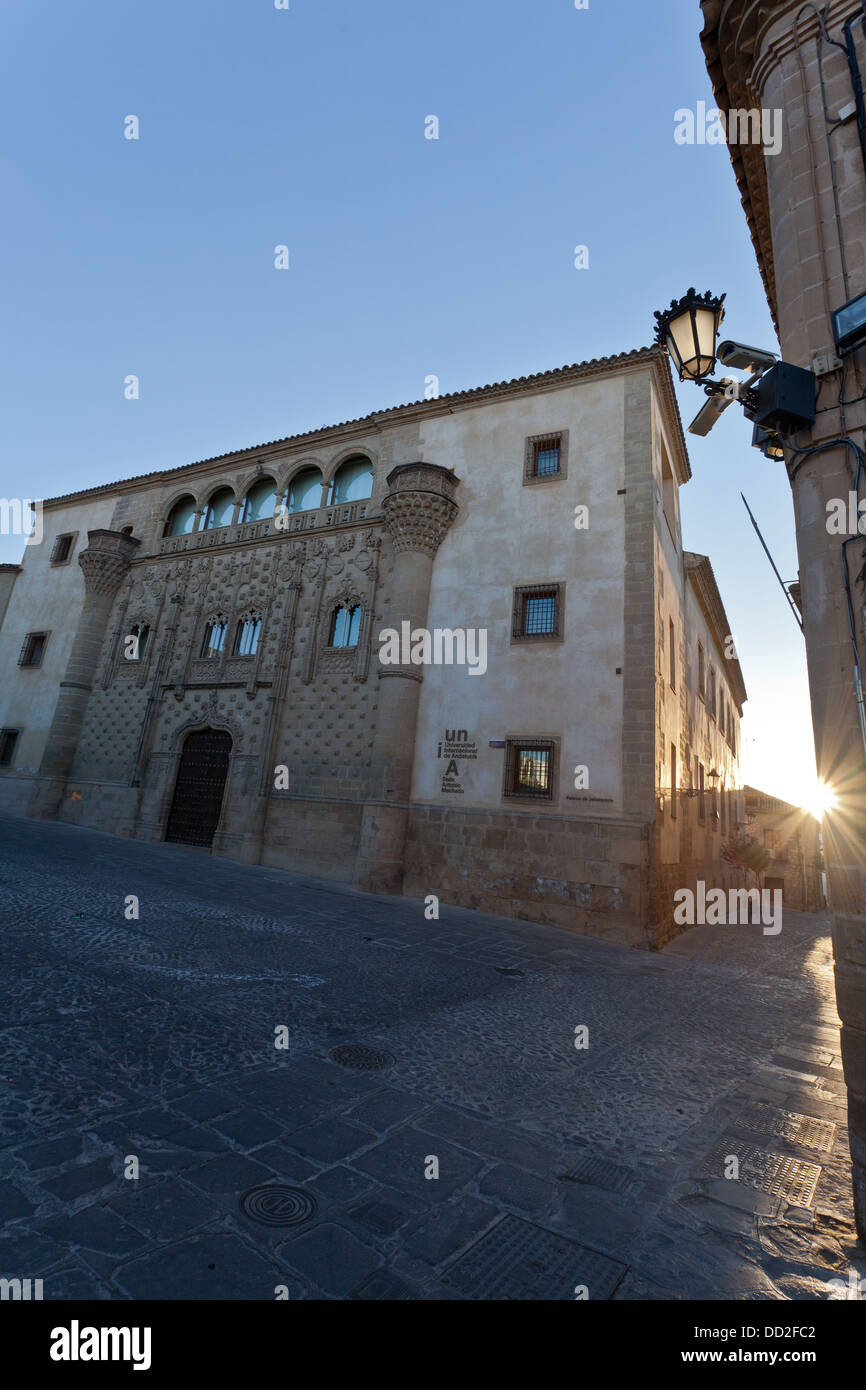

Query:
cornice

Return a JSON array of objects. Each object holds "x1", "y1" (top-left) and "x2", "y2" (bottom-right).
[{"x1": 699, "y1": 0, "x2": 862, "y2": 332}]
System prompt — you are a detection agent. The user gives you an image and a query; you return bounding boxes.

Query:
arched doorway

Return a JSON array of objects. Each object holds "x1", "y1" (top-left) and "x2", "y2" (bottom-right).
[{"x1": 165, "y1": 728, "x2": 232, "y2": 848}]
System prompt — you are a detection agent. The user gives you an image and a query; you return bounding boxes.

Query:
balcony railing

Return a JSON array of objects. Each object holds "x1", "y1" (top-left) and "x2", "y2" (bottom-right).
[{"x1": 159, "y1": 501, "x2": 369, "y2": 555}]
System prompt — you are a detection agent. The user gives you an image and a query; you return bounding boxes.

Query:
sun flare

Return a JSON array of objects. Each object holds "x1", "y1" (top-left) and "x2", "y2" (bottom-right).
[{"x1": 804, "y1": 781, "x2": 837, "y2": 821}]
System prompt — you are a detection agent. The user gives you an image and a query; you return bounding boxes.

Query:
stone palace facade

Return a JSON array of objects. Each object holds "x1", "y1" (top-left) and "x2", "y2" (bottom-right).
[{"x1": 0, "y1": 346, "x2": 747, "y2": 946}]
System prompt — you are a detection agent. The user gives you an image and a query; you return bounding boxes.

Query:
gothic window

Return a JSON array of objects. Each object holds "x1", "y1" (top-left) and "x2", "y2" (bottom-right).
[
  {"x1": 233, "y1": 614, "x2": 262, "y2": 657},
  {"x1": 329, "y1": 604, "x2": 361, "y2": 648},
  {"x1": 285, "y1": 467, "x2": 324, "y2": 514},
  {"x1": 201, "y1": 617, "x2": 228, "y2": 659},
  {"x1": 163, "y1": 496, "x2": 198, "y2": 537},
  {"x1": 328, "y1": 456, "x2": 373, "y2": 505},
  {"x1": 241, "y1": 477, "x2": 277, "y2": 523},
  {"x1": 203, "y1": 488, "x2": 235, "y2": 530},
  {"x1": 125, "y1": 623, "x2": 149, "y2": 661}
]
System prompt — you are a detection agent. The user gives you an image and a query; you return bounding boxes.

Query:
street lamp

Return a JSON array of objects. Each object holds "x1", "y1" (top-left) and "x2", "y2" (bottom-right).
[
  {"x1": 653, "y1": 288, "x2": 726, "y2": 383},
  {"x1": 653, "y1": 290, "x2": 816, "y2": 435}
]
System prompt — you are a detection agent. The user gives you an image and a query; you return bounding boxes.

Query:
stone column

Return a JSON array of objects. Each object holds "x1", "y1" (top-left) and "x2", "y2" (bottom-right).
[
  {"x1": 354, "y1": 463, "x2": 459, "y2": 894},
  {"x1": 701, "y1": 0, "x2": 866, "y2": 1234},
  {"x1": 28, "y1": 529, "x2": 139, "y2": 820}
]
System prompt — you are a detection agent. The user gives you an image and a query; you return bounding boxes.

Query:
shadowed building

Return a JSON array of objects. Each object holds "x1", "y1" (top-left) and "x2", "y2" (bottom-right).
[
  {"x1": 700, "y1": 0, "x2": 866, "y2": 1231},
  {"x1": 0, "y1": 347, "x2": 745, "y2": 947}
]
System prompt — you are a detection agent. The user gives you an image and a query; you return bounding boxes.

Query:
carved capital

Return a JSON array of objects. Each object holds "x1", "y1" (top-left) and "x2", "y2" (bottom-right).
[
  {"x1": 382, "y1": 462, "x2": 459, "y2": 556},
  {"x1": 78, "y1": 530, "x2": 140, "y2": 600}
]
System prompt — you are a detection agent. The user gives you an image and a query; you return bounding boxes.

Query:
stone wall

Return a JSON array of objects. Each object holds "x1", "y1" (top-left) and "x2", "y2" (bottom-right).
[
  {"x1": 261, "y1": 796, "x2": 364, "y2": 881},
  {"x1": 404, "y1": 804, "x2": 649, "y2": 946}
]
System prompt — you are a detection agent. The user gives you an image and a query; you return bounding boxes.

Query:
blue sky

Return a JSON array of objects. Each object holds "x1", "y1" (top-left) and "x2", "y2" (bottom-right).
[{"x1": 0, "y1": 0, "x2": 816, "y2": 807}]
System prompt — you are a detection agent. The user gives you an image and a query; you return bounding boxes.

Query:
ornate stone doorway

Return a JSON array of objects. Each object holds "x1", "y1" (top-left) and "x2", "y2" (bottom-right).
[{"x1": 165, "y1": 728, "x2": 232, "y2": 848}]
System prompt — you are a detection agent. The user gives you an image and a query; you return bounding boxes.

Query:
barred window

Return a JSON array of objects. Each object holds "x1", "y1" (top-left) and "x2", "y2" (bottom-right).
[
  {"x1": 697, "y1": 642, "x2": 705, "y2": 699},
  {"x1": 19, "y1": 632, "x2": 47, "y2": 667},
  {"x1": 0, "y1": 729, "x2": 19, "y2": 766},
  {"x1": 512, "y1": 584, "x2": 562, "y2": 640},
  {"x1": 233, "y1": 615, "x2": 262, "y2": 657},
  {"x1": 201, "y1": 618, "x2": 228, "y2": 659},
  {"x1": 329, "y1": 604, "x2": 361, "y2": 648},
  {"x1": 504, "y1": 739, "x2": 555, "y2": 800},
  {"x1": 524, "y1": 430, "x2": 568, "y2": 485},
  {"x1": 533, "y1": 438, "x2": 560, "y2": 477},
  {"x1": 50, "y1": 533, "x2": 75, "y2": 565}
]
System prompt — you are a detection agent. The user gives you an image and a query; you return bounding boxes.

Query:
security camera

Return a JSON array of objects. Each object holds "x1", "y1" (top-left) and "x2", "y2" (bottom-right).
[
  {"x1": 687, "y1": 390, "x2": 734, "y2": 437},
  {"x1": 716, "y1": 340, "x2": 778, "y2": 374}
]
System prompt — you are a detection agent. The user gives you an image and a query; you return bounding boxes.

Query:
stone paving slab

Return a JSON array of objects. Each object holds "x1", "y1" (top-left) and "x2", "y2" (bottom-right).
[{"x1": 0, "y1": 814, "x2": 861, "y2": 1300}]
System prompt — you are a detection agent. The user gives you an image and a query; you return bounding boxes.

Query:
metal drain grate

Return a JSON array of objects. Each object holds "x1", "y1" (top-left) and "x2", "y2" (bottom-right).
[
  {"x1": 564, "y1": 1154, "x2": 640, "y2": 1195},
  {"x1": 442, "y1": 1214, "x2": 627, "y2": 1300},
  {"x1": 239, "y1": 1184, "x2": 317, "y2": 1228},
  {"x1": 330, "y1": 1043, "x2": 393, "y2": 1070},
  {"x1": 733, "y1": 1101, "x2": 837, "y2": 1153},
  {"x1": 700, "y1": 1137, "x2": 822, "y2": 1206}
]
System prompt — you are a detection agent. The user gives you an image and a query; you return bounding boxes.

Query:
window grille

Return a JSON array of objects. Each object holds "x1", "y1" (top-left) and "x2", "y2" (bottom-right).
[
  {"x1": 50, "y1": 534, "x2": 74, "y2": 564},
  {"x1": 533, "y1": 438, "x2": 561, "y2": 477},
  {"x1": 512, "y1": 585, "x2": 561, "y2": 640},
  {"x1": 19, "y1": 632, "x2": 47, "y2": 667},
  {"x1": 503, "y1": 740, "x2": 555, "y2": 800}
]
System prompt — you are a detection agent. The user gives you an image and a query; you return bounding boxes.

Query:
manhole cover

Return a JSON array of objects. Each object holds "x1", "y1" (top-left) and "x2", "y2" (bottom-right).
[
  {"x1": 701, "y1": 1137, "x2": 822, "y2": 1206},
  {"x1": 330, "y1": 1043, "x2": 393, "y2": 1070},
  {"x1": 564, "y1": 1154, "x2": 640, "y2": 1195},
  {"x1": 442, "y1": 1214, "x2": 627, "y2": 1300},
  {"x1": 239, "y1": 1184, "x2": 317, "y2": 1227},
  {"x1": 733, "y1": 1102, "x2": 837, "y2": 1153}
]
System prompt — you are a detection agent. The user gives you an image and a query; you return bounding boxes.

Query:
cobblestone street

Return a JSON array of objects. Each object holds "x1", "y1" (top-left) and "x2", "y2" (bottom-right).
[{"x1": 0, "y1": 814, "x2": 861, "y2": 1300}]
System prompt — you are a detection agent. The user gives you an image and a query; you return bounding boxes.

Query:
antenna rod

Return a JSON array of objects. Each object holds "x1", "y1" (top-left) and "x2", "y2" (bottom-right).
[{"x1": 740, "y1": 492, "x2": 805, "y2": 635}]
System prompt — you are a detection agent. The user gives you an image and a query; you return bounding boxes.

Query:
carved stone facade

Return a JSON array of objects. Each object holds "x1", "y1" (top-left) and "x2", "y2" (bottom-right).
[{"x1": 0, "y1": 348, "x2": 745, "y2": 946}]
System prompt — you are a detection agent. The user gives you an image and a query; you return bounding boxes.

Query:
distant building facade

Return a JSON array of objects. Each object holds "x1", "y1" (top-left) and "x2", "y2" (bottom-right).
[
  {"x1": 0, "y1": 347, "x2": 745, "y2": 947},
  {"x1": 743, "y1": 784, "x2": 824, "y2": 911}
]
